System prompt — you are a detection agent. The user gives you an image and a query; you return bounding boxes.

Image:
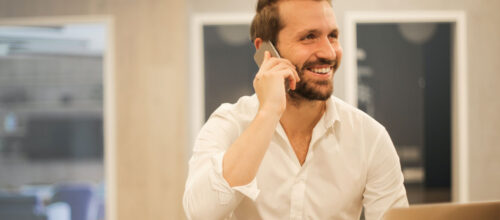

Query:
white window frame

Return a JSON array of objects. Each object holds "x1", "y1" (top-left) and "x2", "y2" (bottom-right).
[
  {"x1": 344, "y1": 11, "x2": 469, "y2": 203},
  {"x1": 0, "y1": 15, "x2": 117, "y2": 220}
]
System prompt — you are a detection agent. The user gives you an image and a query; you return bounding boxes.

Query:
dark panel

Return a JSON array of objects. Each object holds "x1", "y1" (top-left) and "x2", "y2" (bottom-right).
[
  {"x1": 357, "y1": 23, "x2": 425, "y2": 148},
  {"x1": 23, "y1": 115, "x2": 103, "y2": 160},
  {"x1": 203, "y1": 25, "x2": 257, "y2": 120},
  {"x1": 357, "y1": 22, "x2": 452, "y2": 203},
  {"x1": 423, "y1": 23, "x2": 451, "y2": 188}
]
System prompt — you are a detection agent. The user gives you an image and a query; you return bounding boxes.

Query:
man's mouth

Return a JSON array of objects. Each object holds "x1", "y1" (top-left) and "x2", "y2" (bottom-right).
[
  {"x1": 307, "y1": 66, "x2": 333, "y2": 75},
  {"x1": 301, "y1": 58, "x2": 338, "y2": 76}
]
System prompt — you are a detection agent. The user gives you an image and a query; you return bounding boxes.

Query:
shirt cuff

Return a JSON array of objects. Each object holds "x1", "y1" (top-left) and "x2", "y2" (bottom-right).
[{"x1": 210, "y1": 152, "x2": 260, "y2": 204}]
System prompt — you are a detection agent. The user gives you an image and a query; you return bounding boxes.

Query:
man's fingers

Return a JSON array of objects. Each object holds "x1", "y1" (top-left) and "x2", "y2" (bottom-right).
[
  {"x1": 264, "y1": 51, "x2": 271, "y2": 61},
  {"x1": 269, "y1": 63, "x2": 292, "y2": 72},
  {"x1": 261, "y1": 56, "x2": 280, "y2": 70},
  {"x1": 273, "y1": 63, "x2": 300, "y2": 85},
  {"x1": 279, "y1": 60, "x2": 300, "y2": 84},
  {"x1": 258, "y1": 56, "x2": 300, "y2": 90},
  {"x1": 261, "y1": 56, "x2": 295, "y2": 72},
  {"x1": 280, "y1": 59, "x2": 295, "y2": 68},
  {"x1": 294, "y1": 69, "x2": 300, "y2": 83},
  {"x1": 265, "y1": 63, "x2": 300, "y2": 89},
  {"x1": 289, "y1": 72, "x2": 297, "y2": 90},
  {"x1": 273, "y1": 69, "x2": 297, "y2": 89},
  {"x1": 276, "y1": 58, "x2": 299, "y2": 73}
]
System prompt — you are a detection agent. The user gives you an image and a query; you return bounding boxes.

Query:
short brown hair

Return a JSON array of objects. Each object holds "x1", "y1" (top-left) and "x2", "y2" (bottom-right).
[{"x1": 250, "y1": 0, "x2": 331, "y2": 45}]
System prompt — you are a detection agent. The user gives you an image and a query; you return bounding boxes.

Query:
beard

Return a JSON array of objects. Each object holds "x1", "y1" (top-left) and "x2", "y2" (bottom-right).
[{"x1": 288, "y1": 58, "x2": 336, "y2": 101}]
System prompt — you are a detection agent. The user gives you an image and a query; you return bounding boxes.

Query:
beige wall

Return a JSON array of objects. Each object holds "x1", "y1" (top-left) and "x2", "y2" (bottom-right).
[
  {"x1": 0, "y1": 0, "x2": 188, "y2": 219},
  {"x1": 190, "y1": 0, "x2": 500, "y2": 202}
]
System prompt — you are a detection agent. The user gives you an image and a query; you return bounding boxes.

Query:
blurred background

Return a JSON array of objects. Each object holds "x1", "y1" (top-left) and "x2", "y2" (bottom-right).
[
  {"x1": 0, "y1": 0, "x2": 499, "y2": 220},
  {"x1": 0, "y1": 24, "x2": 106, "y2": 220}
]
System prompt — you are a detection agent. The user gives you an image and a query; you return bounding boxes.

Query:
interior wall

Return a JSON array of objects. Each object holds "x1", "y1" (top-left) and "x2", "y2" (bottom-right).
[
  {"x1": 0, "y1": 0, "x2": 188, "y2": 220},
  {"x1": 189, "y1": 0, "x2": 500, "y2": 202}
]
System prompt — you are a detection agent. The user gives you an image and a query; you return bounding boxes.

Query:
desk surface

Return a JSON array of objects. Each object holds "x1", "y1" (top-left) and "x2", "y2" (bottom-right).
[{"x1": 384, "y1": 201, "x2": 500, "y2": 220}]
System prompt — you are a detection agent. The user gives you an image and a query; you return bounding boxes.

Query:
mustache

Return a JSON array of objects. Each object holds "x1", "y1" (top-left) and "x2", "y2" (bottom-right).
[{"x1": 301, "y1": 58, "x2": 338, "y2": 71}]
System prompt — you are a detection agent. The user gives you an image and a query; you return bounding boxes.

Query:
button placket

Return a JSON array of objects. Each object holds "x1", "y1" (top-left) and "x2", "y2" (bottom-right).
[{"x1": 289, "y1": 169, "x2": 309, "y2": 220}]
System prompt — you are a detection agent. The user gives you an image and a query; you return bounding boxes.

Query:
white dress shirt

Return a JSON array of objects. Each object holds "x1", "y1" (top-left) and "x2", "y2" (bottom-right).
[{"x1": 183, "y1": 95, "x2": 408, "y2": 220}]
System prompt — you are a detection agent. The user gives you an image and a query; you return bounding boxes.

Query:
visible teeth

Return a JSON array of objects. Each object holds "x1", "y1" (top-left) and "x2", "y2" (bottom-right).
[{"x1": 310, "y1": 67, "x2": 330, "y2": 74}]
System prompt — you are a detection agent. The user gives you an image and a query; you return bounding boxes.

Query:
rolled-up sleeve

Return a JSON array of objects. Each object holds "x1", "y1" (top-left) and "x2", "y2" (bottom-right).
[
  {"x1": 183, "y1": 111, "x2": 260, "y2": 220},
  {"x1": 362, "y1": 128, "x2": 409, "y2": 220}
]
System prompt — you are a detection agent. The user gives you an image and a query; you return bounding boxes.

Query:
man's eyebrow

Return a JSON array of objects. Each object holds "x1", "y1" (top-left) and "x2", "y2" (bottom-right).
[
  {"x1": 293, "y1": 29, "x2": 320, "y2": 39},
  {"x1": 296, "y1": 28, "x2": 339, "y2": 36},
  {"x1": 296, "y1": 29, "x2": 320, "y2": 36}
]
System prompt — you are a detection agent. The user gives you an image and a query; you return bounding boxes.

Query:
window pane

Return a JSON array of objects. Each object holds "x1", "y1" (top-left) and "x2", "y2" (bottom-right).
[
  {"x1": 0, "y1": 24, "x2": 106, "y2": 220},
  {"x1": 203, "y1": 24, "x2": 257, "y2": 120},
  {"x1": 356, "y1": 22, "x2": 452, "y2": 204}
]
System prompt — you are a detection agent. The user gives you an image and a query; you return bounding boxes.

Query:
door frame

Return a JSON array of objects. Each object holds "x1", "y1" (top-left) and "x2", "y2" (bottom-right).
[
  {"x1": 0, "y1": 15, "x2": 117, "y2": 219},
  {"x1": 344, "y1": 11, "x2": 468, "y2": 202}
]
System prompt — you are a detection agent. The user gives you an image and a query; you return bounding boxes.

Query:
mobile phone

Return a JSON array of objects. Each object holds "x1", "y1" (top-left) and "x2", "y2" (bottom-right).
[{"x1": 254, "y1": 41, "x2": 281, "y2": 67}]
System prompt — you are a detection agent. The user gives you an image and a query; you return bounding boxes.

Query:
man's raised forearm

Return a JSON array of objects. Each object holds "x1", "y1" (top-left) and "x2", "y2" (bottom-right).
[{"x1": 222, "y1": 109, "x2": 281, "y2": 187}]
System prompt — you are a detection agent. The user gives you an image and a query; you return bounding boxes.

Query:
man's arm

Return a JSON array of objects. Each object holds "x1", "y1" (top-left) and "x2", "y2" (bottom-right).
[
  {"x1": 362, "y1": 128, "x2": 409, "y2": 220},
  {"x1": 183, "y1": 51, "x2": 299, "y2": 219},
  {"x1": 223, "y1": 51, "x2": 299, "y2": 186},
  {"x1": 183, "y1": 112, "x2": 247, "y2": 220}
]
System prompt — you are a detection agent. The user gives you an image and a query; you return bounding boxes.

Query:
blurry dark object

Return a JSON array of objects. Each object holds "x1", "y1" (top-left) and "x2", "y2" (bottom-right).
[
  {"x1": 0, "y1": 87, "x2": 28, "y2": 105},
  {"x1": 0, "y1": 194, "x2": 47, "y2": 220},
  {"x1": 22, "y1": 115, "x2": 103, "y2": 160}
]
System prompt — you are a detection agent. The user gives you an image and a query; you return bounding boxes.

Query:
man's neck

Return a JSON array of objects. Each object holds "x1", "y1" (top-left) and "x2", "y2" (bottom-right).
[{"x1": 279, "y1": 95, "x2": 326, "y2": 136}]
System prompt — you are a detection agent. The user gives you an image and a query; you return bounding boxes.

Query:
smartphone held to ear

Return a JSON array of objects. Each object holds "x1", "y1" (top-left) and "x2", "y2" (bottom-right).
[{"x1": 254, "y1": 41, "x2": 280, "y2": 67}]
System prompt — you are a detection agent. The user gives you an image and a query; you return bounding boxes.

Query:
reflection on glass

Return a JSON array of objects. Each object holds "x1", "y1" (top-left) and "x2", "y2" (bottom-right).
[
  {"x1": 356, "y1": 23, "x2": 452, "y2": 204},
  {"x1": 0, "y1": 24, "x2": 106, "y2": 220}
]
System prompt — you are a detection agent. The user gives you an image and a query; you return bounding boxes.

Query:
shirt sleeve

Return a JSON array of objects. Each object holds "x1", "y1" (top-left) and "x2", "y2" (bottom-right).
[
  {"x1": 183, "y1": 112, "x2": 260, "y2": 220},
  {"x1": 363, "y1": 128, "x2": 409, "y2": 220}
]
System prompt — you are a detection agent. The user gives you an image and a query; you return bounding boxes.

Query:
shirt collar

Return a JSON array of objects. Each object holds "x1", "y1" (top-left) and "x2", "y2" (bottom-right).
[
  {"x1": 323, "y1": 96, "x2": 341, "y2": 130},
  {"x1": 274, "y1": 96, "x2": 341, "y2": 139}
]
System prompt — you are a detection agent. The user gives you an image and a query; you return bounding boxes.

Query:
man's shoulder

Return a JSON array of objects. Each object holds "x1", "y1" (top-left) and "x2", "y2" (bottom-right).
[
  {"x1": 210, "y1": 94, "x2": 259, "y2": 122},
  {"x1": 331, "y1": 96, "x2": 385, "y2": 131}
]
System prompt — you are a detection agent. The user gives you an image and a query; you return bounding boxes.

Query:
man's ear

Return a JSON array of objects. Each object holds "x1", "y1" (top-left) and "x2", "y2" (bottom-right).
[{"x1": 254, "y1": 38, "x2": 263, "y2": 49}]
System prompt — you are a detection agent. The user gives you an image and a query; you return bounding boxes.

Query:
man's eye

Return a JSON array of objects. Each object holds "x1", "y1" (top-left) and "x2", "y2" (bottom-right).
[
  {"x1": 329, "y1": 33, "x2": 338, "y2": 39},
  {"x1": 304, "y1": 34, "x2": 316, "y2": 40}
]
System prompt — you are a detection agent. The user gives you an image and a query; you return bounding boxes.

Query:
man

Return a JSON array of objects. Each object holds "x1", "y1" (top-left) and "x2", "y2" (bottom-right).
[{"x1": 183, "y1": 0, "x2": 409, "y2": 219}]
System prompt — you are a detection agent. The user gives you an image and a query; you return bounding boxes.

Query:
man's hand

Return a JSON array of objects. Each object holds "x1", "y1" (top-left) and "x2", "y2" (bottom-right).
[{"x1": 253, "y1": 51, "x2": 300, "y2": 116}]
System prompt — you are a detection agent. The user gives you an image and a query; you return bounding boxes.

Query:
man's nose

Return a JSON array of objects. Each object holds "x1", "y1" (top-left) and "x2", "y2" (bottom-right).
[{"x1": 315, "y1": 37, "x2": 336, "y2": 60}]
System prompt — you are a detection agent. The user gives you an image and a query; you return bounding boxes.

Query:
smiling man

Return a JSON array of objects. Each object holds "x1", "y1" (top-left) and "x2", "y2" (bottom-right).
[{"x1": 183, "y1": 0, "x2": 408, "y2": 219}]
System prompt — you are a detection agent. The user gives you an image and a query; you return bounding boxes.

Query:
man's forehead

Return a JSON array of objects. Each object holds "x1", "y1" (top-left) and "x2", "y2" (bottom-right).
[{"x1": 278, "y1": 0, "x2": 338, "y2": 32}]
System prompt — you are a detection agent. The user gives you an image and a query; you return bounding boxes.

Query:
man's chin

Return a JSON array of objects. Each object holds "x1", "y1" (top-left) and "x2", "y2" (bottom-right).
[{"x1": 288, "y1": 85, "x2": 333, "y2": 101}]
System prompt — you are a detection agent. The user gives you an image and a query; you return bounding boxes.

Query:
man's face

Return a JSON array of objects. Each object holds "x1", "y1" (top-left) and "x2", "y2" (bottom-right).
[{"x1": 276, "y1": 0, "x2": 343, "y2": 101}]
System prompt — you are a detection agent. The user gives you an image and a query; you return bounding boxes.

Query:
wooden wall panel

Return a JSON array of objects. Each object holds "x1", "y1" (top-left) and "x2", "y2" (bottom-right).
[
  {"x1": 0, "y1": 0, "x2": 188, "y2": 219},
  {"x1": 110, "y1": 1, "x2": 188, "y2": 219}
]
